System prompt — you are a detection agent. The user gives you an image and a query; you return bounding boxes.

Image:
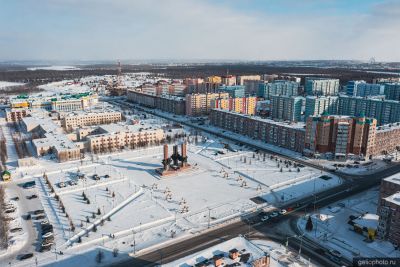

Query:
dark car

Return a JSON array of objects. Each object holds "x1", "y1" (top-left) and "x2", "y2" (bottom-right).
[
  {"x1": 10, "y1": 227, "x2": 23, "y2": 233},
  {"x1": 12, "y1": 196, "x2": 20, "y2": 201},
  {"x1": 18, "y1": 253, "x2": 34, "y2": 260},
  {"x1": 33, "y1": 209, "x2": 45, "y2": 215},
  {"x1": 22, "y1": 181, "x2": 35, "y2": 189},
  {"x1": 25, "y1": 214, "x2": 31, "y2": 220},
  {"x1": 27, "y1": 194, "x2": 38, "y2": 200},
  {"x1": 35, "y1": 215, "x2": 46, "y2": 220}
]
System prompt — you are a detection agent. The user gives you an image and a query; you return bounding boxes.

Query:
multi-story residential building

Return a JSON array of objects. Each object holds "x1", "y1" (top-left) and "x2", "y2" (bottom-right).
[
  {"x1": 221, "y1": 75, "x2": 236, "y2": 86},
  {"x1": 346, "y1": 80, "x2": 384, "y2": 97},
  {"x1": 384, "y1": 83, "x2": 400, "y2": 101},
  {"x1": 168, "y1": 82, "x2": 187, "y2": 96},
  {"x1": 261, "y1": 74, "x2": 301, "y2": 83},
  {"x1": 210, "y1": 96, "x2": 257, "y2": 115},
  {"x1": 338, "y1": 95, "x2": 400, "y2": 125},
  {"x1": 185, "y1": 93, "x2": 229, "y2": 116},
  {"x1": 257, "y1": 81, "x2": 300, "y2": 99},
  {"x1": 187, "y1": 82, "x2": 220, "y2": 94},
  {"x1": 377, "y1": 175, "x2": 400, "y2": 247},
  {"x1": 210, "y1": 109, "x2": 305, "y2": 153},
  {"x1": 141, "y1": 83, "x2": 159, "y2": 95},
  {"x1": 305, "y1": 77, "x2": 339, "y2": 96},
  {"x1": 218, "y1": 85, "x2": 245, "y2": 98},
  {"x1": 304, "y1": 96, "x2": 339, "y2": 118},
  {"x1": 60, "y1": 110, "x2": 122, "y2": 130},
  {"x1": 374, "y1": 123, "x2": 400, "y2": 155},
  {"x1": 5, "y1": 108, "x2": 31, "y2": 122},
  {"x1": 243, "y1": 80, "x2": 262, "y2": 95},
  {"x1": 127, "y1": 89, "x2": 186, "y2": 115},
  {"x1": 236, "y1": 75, "x2": 261, "y2": 85},
  {"x1": 87, "y1": 124, "x2": 165, "y2": 153},
  {"x1": 373, "y1": 77, "x2": 400, "y2": 84},
  {"x1": 304, "y1": 115, "x2": 377, "y2": 159},
  {"x1": 270, "y1": 95, "x2": 304, "y2": 122},
  {"x1": 206, "y1": 75, "x2": 222, "y2": 84}
]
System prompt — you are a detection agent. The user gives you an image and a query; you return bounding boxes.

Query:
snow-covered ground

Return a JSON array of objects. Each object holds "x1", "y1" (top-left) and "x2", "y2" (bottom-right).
[
  {"x1": 297, "y1": 187, "x2": 400, "y2": 261},
  {"x1": 0, "y1": 81, "x2": 24, "y2": 89},
  {"x1": 27, "y1": 66, "x2": 80, "y2": 71},
  {"x1": 164, "y1": 236, "x2": 315, "y2": 267},
  {"x1": 2, "y1": 138, "x2": 341, "y2": 267}
]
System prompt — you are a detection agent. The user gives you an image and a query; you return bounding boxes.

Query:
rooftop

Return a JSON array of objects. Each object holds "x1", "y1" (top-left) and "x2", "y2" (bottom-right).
[
  {"x1": 212, "y1": 108, "x2": 306, "y2": 130},
  {"x1": 384, "y1": 192, "x2": 400, "y2": 206}
]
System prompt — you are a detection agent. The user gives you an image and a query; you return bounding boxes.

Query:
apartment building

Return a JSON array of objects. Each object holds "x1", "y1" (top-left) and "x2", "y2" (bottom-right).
[
  {"x1": 210, "y1": 109, "x2": 305, "y2": 153},
  {"x1": 338, "y1": 96, "x2": 400, "y2": 125},
  {"x1": 60, "y1": 110, "x2": 123, "y2": 130},
  {"x1": 261, "y1": 74, "x2": 301, "y2": 83},
  {"x1": 206, "y1": 75, "x2": 222, "y2": 84},
  {"x1": 377, "y1": 175, "x2": 400, "y2": 247},
  {"x1": 304, "y1": 115, "x2": 377, "y2": 159},
  {"x1": 346, "y1": 80, "x2": 384, "y2": 97},
  {"x1": 221, "y1": 75, "x2": 236, "y2": 86},
  {"x1": 210, "y1": 96, "x2": 257, "y2": 115},
  {"x1": 243, "y1": 80, "x2": 262, "y2": 95},
  {"x1": 185, "y1": 93, "x2": 229, "y2": 116},
  {"x1": 305, "y1": 77, "x2": 339, "y2": 96},
  {"x1": 304, "y1": 96, "x2": 339, "y2": 118},
  {"x1": 375, "y1": 123, "x2": 400, "y2": 155},
  {"x1": 127, "y1": 89, "x2": 186, "y2": 115},
  {"x1": 87, "y1": 124, "x2": 165, "y2": 153},
  {"x1": 257, "y1": 81, "x2": 300, "y2": 99},
  {"x1": 236, "y1": 75, "x2": 261, "y2": 85},
  {"x1": 270, "y1": 95, "x2": 304, "y2": 122},
  {"x1": 218, "y1": 85, "x2": 245, "y2": 98},
  {"x1": 384, "y1": 83, "x2": 400, "y2": 101},
  {"x1": 5, "y1": 108, "x2": 31, "y2": 122}
]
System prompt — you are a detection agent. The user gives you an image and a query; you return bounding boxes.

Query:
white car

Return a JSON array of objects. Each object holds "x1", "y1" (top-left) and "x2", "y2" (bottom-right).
[
  {"x1": 69, "y1": 180, "x2": 77, "y2": 186},
  {"x1": 279, "y1": 209, "x2": 287, "y2": 215}
]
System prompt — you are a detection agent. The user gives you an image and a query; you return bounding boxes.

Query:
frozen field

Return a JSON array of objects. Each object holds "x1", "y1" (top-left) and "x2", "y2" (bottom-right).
[{"x1": 4, "y1": 138, "x2": 341, "y2": 266}]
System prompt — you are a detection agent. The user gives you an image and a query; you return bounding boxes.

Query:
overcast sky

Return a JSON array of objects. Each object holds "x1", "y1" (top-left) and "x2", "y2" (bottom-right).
[{"x1": 0, "y1": 0, "x2": 399, "y2": 62}]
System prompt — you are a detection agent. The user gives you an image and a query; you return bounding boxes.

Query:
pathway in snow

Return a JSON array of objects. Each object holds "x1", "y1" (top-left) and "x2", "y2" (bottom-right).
[{"x1": 1, "y1": 123, "x2": 19, "y2": 169}]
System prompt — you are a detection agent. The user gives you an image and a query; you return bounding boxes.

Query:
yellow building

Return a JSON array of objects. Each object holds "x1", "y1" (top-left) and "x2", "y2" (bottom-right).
[
  {"x1": 210, "y1": 96, "x2": 257, "y2": 115},
  {"x1": 206, "y1": 76, "x2": 222, "y2": 84}
]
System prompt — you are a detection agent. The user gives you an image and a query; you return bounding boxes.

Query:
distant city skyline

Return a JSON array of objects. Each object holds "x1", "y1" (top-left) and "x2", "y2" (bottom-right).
[{"x1": 1, "y1": 0, "x2": 399, "y2": 61}]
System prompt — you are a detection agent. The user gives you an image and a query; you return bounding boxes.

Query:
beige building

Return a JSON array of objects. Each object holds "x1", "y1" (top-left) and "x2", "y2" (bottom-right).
[
  {"x1": 5, "y1": 108, "x2": 31, "y2": 122},
  {"x1": 185, "y1": 93, "x2": 229, "y2": 116},
  {"x1": 221, "y1": 75, "x2": 236, "y2": 86},
  {"x1": 87, "y1": 124, "x2": 165, "y2": 153},
  {"x1": 60, "y1": 110, "x2": 122, "y2": 130},
  {"x1": 236, "y1": 75, "x2": 261, "y2": 85}
]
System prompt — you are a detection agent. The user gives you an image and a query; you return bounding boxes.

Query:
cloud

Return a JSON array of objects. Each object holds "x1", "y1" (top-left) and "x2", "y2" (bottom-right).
[{"x1": 0, "y1": 0, "x2": 399, "y2": 61}]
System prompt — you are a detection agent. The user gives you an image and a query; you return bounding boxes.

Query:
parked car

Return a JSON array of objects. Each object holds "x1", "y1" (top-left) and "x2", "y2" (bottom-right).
[
  {"x1": 27, "y1": 194, "x2": 38, "y2": 199},
  {"x1": 35, "y1": 215, "x2": 46, "y2": 220},
  {"x1": 69, "y1": 180, "x2": 77, "y2": 186},
  {"x1": 270, "y1": 211, "x2": 279, "y2": 218},
  {"x1": 92, "y1": 174, "x2": 100, "y2": 180},
  {"x1": 33, "y1": 209, "x2": 45, "y2": 215},
  {"x1": 58, "y1": 182, "x2": 66, "y2": 188},
  {"x1": 279, "y1": 209, "x2": 287, "y2": 215},
  {"x1": 40, "y1": 242, "x2": 53, "y2": 252},
  {"x1": 329, "y1": 249, "x2": 342, "y2": 258},
  {"x1": 104, "y1": 174, "x2": 110, "y2": 178},
  {"x1": 5, "y1": 208, "x2": 16, "y2": 213},
  {"x1": 18, "y1": 253, "x2": 34, "y2": 260},
  {"x1": 10, "y1": 227, "x2": 23, "y2": 233},
  {"x1": 261, "y1": 216, "x2": 269, "y2": 222},
  {"x1": 42, "y1": 232, "x2": 54, "y2": 240},
  {"x1": 12, "y1": 196, "x2": 19, "y2": 201},
  {"x1": 25, "y1": 214, "x2": 31, "y2": 220},
  {"x1": 22, "y1": 181, "x2": 35, "y2": 189}
]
